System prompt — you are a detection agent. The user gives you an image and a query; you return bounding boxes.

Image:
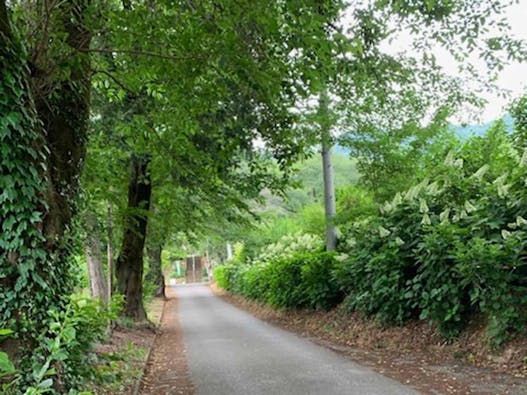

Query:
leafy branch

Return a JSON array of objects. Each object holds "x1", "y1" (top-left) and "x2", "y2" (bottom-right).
[{"x1": 78, "y1": 47, "x2": 208, "y2": 61}]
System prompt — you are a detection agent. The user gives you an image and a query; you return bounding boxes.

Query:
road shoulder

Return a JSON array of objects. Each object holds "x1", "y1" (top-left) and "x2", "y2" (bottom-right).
[
  {"x1": 210, "y1": 283, "x2": 527, "y2": 394},
  {"x1": 140, "y1": 287, "x2": 195, "y2": 395}
]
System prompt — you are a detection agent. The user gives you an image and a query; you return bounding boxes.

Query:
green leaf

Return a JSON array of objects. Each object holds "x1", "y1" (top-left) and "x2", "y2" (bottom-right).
[
  {"x1": 37, "y1": 378, "x2": 53, "y2": 389},
  {"x1": 0, "y1": 329, "x2": 13, "y2": 337},
  {"x1": 0, "y1": 352, "x2": 16, "y2": 375}
]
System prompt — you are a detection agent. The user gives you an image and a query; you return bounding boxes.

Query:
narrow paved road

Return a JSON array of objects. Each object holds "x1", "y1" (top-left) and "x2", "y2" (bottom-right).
[{"x1": 176, "y1": 284, "x2": 418, "y2": 395}]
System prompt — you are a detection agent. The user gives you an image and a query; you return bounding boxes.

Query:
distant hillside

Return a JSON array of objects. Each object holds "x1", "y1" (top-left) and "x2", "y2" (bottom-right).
[
  {"x1": 451, "y1": 114, "x2": 513, "y2": 140},
  {"x1": 333, "y1": 115, "x2": 514, "y2": 146},
  {"x1": 333, "y1": 144, "x2": 351, "y2": 155}
]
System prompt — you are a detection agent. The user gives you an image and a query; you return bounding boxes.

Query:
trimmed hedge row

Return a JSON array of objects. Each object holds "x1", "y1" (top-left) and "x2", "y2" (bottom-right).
[{"x1": 214, "y1": 251, "x2": 343, "y2": 310}]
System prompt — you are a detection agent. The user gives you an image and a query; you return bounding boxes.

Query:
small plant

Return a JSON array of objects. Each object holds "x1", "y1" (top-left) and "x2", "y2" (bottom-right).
[{"x1": 1, "y1": 294, "x2": 122, "y2": 394}]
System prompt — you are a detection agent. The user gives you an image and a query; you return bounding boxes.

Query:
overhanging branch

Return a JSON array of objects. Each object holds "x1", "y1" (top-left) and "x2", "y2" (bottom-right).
[{"x1": 79, "y1": 47, "x2": 207, "y2": 61}]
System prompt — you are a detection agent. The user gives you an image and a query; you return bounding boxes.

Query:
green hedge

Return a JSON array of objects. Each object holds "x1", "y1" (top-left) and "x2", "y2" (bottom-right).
[{"x1": 214, "y1": 251, "x2": 343, "y2": 310}]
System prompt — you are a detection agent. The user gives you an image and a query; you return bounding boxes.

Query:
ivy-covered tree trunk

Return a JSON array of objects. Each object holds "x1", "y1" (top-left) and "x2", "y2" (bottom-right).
[
  {"x1": 85, "y1": 212, "x2": 109, "y2": 305},
  {"x1": 146, "y1": 244, "x2": 166, "y2": 298},
  {"x1": 116, "y1": 154, "x2": 152, "y2": 320},
  {"x1": 32, "y1": 1, "x2": 91, "y2": 254},
  {"x1": 0, "y1": 0, "x2": 51, "y2": 360},
  {"x1": 0, "y1": 0, "x2": 91, "y2": 372}
]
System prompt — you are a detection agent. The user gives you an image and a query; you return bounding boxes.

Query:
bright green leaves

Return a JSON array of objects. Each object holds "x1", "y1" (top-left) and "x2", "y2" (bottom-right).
[
  {"x1": 0, "y1": 352, "x2": 16, "y2": 377},
  {"x1": 216, "y1": 250, "x2": 341, "y2": 310},
  {"x1": 0, "y1": 329, "x2": 16, "y2": 378},
  {"x1": 85, "y1": 0, "x2": 351, "y2": 260}
]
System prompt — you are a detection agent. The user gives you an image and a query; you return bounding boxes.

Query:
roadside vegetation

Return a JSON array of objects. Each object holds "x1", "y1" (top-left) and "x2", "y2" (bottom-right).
[
  {"x1": 1, "y1": 0, "x2": 526, "y2": 393},
  {"x1": 215, "y1": 115, "x2": 527, "y2": 348}
]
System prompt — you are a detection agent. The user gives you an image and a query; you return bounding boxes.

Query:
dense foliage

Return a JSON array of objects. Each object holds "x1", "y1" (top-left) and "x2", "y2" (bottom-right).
[
  {"x1": 336, "y1": 122, "x2": 527, "y2": 344},
  {"x1": 216, "y1": 120, "x2": 527, "y2": 347},
  {"x1": 215, "y1": 234, "x2": 342, "y2": 310},
  {"x1": 1, "y1": 295, "x2": 122, "y2": 394}
]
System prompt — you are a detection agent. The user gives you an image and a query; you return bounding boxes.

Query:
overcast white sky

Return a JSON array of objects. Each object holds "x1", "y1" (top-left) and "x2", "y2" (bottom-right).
[
  {"x1": 366, "y1": 1, "x2": 527, "y2": 123},
  {"x1": 482, "y1": 1, "x2": 527, "y2": 121},
  {"x1": 456, "y1": 1, "x2": 527, "y2": 122}
]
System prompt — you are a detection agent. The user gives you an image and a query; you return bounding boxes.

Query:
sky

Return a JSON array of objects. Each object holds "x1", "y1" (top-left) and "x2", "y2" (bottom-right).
[
  {"x1": 454, "y1": 1, "x2": 527, "y2": 122},
  {"x1": 353, "y1": 1, "x2": 527, "y2": 123},
  {"x1": 483, "y1": 1, "x2": 527, "y2": 121}
]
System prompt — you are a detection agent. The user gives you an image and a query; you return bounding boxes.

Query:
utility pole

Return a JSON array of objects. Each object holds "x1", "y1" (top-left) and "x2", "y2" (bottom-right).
[
  {"x1": 320, "y1": 91, "x2": 337, "y2": 251},
  {"x1": 226, "y1": 242, "x2": 233, "y2": 260}
]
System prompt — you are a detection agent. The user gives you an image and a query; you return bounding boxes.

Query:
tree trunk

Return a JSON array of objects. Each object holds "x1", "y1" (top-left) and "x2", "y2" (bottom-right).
[
  {"x1": 320, "y1": 92, "x2": 337, "y2": 251},
  {"x1": 0, "y1": 0, "x2": 91, "y2": 367},
  {"x1": 322, "y1": 140, "x2": 337, "y2": 251},
  {"x1": 226, "y1": 243, "x2": 233, "y2": 260},
  {"x1": 0, "y1": 0, "x2": 48, "y2": 361},
  {"x1": 32, "y1": 1, "x2": 92, "y2": 253},
  {"x1": 116, "y1": 154, "x2": 152, "y2": 321},
  {"x1": 85, "y1": 212, "x2": 109, "y2": 305},
  {"x1": 146, "y1": 245, "x2": 166, "y2": 298},
  {"x1": 107, "y1": 200, "x2": 114, "y2": 302}
]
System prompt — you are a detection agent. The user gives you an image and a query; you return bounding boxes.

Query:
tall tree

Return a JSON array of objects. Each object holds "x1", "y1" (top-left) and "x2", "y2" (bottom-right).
[
  {"x1": 28, "y1": 0, "x2": 92, "y2": 251},
  {"x1": 85, "y1": 0, "x2": 346, "y2": 319},
  {"x1": 1, "y1": 0, "x2": 51, "y2": 358},
  {"x1": 116, "y1": 154, "x2": 152, "y2": 321},
  {"x1": 1, "y1": 2, "x2": 92, "y2": 388}
]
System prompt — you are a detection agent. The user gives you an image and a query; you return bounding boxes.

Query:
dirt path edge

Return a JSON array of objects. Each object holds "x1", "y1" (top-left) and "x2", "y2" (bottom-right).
[
  {"x1": 139, "y1": 286, "x2": 195, "y2": 395},
  {"x1": 132, "y1": 300, "x2": 167, "y2": 395}
]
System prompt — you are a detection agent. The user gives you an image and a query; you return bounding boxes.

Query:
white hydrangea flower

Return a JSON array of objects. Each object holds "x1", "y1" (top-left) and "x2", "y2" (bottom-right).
[
  {"x1": 493, "y1": 173, "x2": 508, "y2": 186},
  {"x1": 472, "y1": 164, "x2": 489, "y2": 180},
  {"x1": 520, "y1": 149, "x2": 527, "y2": 167},
  {"x1": 439, "y1": 208, "x2": 450, "y2": 223},
  {"x1": 516, "y1": 216, "x2": 527, "y2": 226},
  {"x1": 464, "y1": 200, "x2": 477, "y2": 213},
  {"x1": 378, "y1": 226, "x2": 391, "y2": 237},
  {"x1": 421, "y1": 213, "x2": 431, "y2": 226},
  {"x1": 419, "y1": 199, "x2": 429, "y2": 213}
]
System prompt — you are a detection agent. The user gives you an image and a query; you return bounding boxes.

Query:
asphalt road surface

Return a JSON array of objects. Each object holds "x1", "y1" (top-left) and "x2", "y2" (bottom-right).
[{"x1": 176, "y1": 283, "x2": 417, "y2": 395}]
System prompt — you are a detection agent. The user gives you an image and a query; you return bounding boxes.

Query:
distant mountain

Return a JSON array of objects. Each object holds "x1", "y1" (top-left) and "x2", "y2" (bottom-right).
[
  {"x1": 333, "y1": 144, "x2": 351, "y2": 155},
  {"x1": 451, "y1": 114, "x2": 513, "y2": 140}
]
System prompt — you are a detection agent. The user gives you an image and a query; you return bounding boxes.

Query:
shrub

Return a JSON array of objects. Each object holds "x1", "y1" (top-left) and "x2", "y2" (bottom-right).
[
  {"x1": 3, "y1": 294, "x2": 122, "y2": 393},
  {"x1": 217, "y1": 249, "x2": 342, "y2": 311},
  {"x1": 264, "y1": 256, "x2": 305, "y2": 308},
  {"x1": 335, "y1": 188, "x2": 428, "y2": 325},
  {"x1": 454, "y1": 234, "x2": 527, "y2": 345},
  {"x1": 213, "y1": 265, "x2": 229, "y2": 289},
  {"x1": 336, "y1": 144, "x2": 527, "y2": 343},
  {"x1": 300, "y1": 252, "x2": 343, "y2": 310},
  {"x1": 237, "y1": 262, "x2": 271, "y2": 301},
  {"x1": 412, "y1": 223, "x2": 472, "y2": 338},
  {"x1": 255, "y1": 232, "x2": 323, "y2": 264}
]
